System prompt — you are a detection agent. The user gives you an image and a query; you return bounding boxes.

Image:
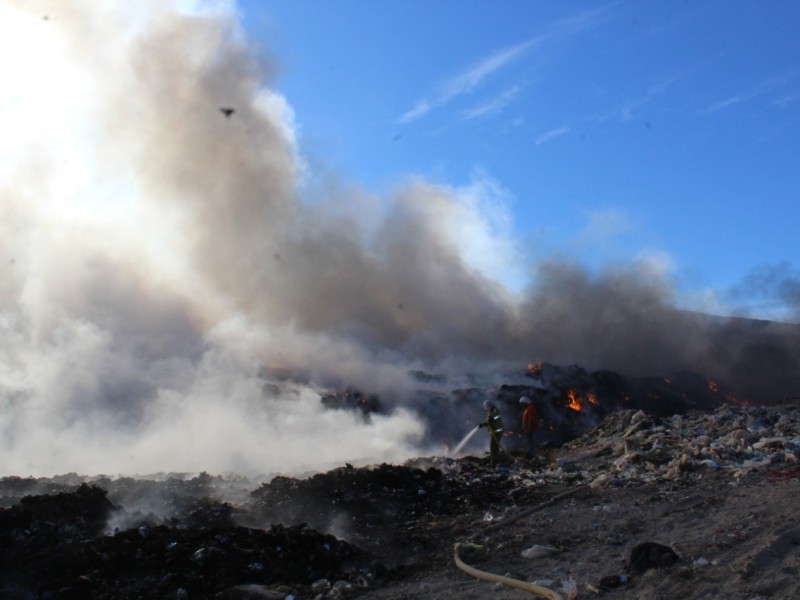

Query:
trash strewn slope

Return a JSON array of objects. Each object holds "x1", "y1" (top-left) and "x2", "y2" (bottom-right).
[{"x1": 2, "y1": 401, "x2": 799, "y2": 599}]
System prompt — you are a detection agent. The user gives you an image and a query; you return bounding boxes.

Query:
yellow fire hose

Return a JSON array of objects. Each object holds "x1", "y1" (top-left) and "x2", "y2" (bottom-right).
[
  {"x1": 454, "y1": 543, "x2": 563, "y2": 600},
  {"x1": 453, "y1": 483, "x2": 591, "y2": 598}
]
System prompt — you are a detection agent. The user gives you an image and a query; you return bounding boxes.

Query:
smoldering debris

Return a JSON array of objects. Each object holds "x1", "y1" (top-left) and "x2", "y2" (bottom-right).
[
  {"x1": 3, "y1": 400, "x2": 800, "y2": 598},
  {"x1": 0, "y1": 484, "x2": 372, "y2": 599},
  {"x1": 0, "y1": 0, "x2": 797, "y2": 481},
  {"x1": 318, "y1": 361, "x2": 762, "y2": 456}
]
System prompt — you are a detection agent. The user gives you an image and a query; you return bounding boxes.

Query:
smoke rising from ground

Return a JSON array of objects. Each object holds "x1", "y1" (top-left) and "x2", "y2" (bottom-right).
[{"x1": 1, "y1": 1, "x2": 798, "y2": 476}]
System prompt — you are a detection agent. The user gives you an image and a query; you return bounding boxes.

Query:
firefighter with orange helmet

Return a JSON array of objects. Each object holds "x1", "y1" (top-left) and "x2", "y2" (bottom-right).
[{"x1": 520, "y1": 396, "x2": 541, "y2": 457}]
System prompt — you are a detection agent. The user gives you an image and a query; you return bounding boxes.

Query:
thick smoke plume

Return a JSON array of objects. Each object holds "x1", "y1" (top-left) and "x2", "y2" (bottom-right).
[{"x1": 1, "y1": 1, "x2": 798, "y2": 477}]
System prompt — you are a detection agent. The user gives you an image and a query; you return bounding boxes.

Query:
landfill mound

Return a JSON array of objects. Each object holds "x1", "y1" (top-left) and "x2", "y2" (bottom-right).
[
  {"x1": 2, "y1": 401, "x2": 800, "y2": 599},
  {"x1": 0, "y1": 482, "x2": 372, "y2": 599}
]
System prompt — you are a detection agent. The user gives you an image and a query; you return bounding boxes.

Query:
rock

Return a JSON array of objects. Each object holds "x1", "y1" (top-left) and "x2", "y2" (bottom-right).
[{"x1": 629, "y1": 542, "x2": 680, "y2": 574}]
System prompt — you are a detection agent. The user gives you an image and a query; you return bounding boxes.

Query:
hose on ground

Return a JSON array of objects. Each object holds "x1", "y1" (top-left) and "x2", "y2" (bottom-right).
[
  {"x1": 474, "y1": 483, "x2": 590, "y2": 540},
  {"x1": 454, "y1": 483, "x2": 591, "y2": 597},
  {"x1": 454, "y1": 543, "x2": 563, "y2": 600}
]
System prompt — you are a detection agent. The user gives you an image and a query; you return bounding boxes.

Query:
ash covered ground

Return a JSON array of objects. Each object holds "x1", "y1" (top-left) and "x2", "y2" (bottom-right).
[{"x1": 3, "y1": 373, "x2": 800, "y2": 599}]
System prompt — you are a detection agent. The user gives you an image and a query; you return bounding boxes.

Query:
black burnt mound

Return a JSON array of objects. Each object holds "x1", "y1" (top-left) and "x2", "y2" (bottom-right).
[
  {"x1": 0, "y1": 483, "x2": 373, "y2": 599},
  {"x1": 247, "y1": 460, "x2": 520, "y2": 562},
  {"x1": 0, "y1": 462, "x2": 525, "y2": 598}
]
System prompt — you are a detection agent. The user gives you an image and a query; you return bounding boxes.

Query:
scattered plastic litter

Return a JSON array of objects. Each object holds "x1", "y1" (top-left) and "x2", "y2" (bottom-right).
[
  {"x1": 693, "y1": 557, "x2": 710, "y2": 567},
  {"x1": 561, "y1": 577, "x2": 578, "y2": 599},
  {"x1": 521, "y1": 544, "x2": 558, "y2": 559}
]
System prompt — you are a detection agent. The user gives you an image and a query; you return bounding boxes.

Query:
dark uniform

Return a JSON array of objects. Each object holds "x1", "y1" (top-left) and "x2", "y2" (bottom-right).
[{"x1": 482, "y1": 401, "x2": 505, "y2": 464}]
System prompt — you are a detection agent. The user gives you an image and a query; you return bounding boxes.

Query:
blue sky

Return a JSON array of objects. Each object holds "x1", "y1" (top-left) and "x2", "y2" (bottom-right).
[{"x1": 239, "y1": 0, "x2": 800, "y2": 320}]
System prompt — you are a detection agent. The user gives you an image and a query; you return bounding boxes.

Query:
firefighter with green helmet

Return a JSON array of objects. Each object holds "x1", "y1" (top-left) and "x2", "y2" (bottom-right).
[{"x1": 478, "y1": 399, "x2": 505, "y2": 465}]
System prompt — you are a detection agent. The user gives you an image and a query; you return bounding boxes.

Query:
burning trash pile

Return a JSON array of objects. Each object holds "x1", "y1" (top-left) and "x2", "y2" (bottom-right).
[
  {"x1": 2, "y1": 397, "x2": 800, "y2": 599},
  {"x1": 318, "y1": 362, "x2": 747, "y2": 457}
]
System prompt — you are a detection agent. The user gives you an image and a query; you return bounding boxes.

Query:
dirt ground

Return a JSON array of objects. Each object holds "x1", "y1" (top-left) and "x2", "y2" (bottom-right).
[
  {"x1": 360, "y1": 403, "x2": 800, "y2": 600},
  {"x1": 363, "y1": 466, "x2": 800, "y2": 600}
]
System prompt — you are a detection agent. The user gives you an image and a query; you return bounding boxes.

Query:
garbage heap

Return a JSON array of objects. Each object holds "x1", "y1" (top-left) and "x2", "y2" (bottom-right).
[
  {"x1": 552, "y1": 401, "x2": 800, "y2": 488},
  {"x1": 1, "y1": 400, "x2": 799, "y2": 599},
  {"x1": 443, "y1": 401, "x2": 800, "y2": 600}
]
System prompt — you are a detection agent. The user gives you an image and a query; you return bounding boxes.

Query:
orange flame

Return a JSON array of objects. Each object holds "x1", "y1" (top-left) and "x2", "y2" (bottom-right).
[
  {"x1": 565, "y1": 389, "x2": 598, "y2": 411},
  {"x1": 708, "y1": 380, "x2": 719, "y2": 393},
  {"x1": 725, "y1": 393, "x2": 748, "y2": 406},
  {"x1": 566, "y1": 389, "x2": 582, "y2": 411},
  {"x1": 527, "y1": 361, "x2": 543, "y2": 375}
]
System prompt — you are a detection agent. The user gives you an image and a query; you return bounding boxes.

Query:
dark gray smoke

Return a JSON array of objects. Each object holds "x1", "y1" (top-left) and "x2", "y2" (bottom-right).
[
  {"x1": 0, "y1": 1, "x2": 797, "y2": 476},
  {"x1": 729, "y1": 261, "x2": 800, "y2": 322},
  {"x1": 516, "y1": 260, "x2": 800, "y2": 401}
]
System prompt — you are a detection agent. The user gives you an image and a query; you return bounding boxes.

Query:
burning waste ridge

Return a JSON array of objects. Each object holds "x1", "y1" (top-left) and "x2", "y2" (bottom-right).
[
  {"x1": 1, "y1": 1, "x2": 799, "y2": 480},
  {"x1": 318, "y1": 361, "x2": 756, "y2": 457},
  {"x1": 3, "y1": 397, "x2": 800, "y2": 599}
]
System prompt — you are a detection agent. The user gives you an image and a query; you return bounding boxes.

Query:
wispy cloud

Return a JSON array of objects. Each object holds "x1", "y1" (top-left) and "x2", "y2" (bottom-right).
[
  {"x1": 399, "y1": 6, "x2": 614, "y2": 124},
  {"x1": 442, "y1": 43, "x2": 532, "y2": 102},
  {"x1": 535, "y1": 126, "x2": 571, "y2": 145},
  {"x1": 771, "y1": 93, "x2": 800, "y2": 109},
  {"x1": 578, "y1": 208, "x2": 636, "y2": 244},
  {"x1": 617, "y1": 66, "x2": 701, "y2": 121},
  {"x1": 398, "y1": 100, "x2": 431, "y2": 123},
  {"x1": 461, "y1": 86, "x2": 521, "y2": 120},
  {"x1": 399, "y1": 42, "x2": 531, "y2": 123},
  {"x1": 699, "y1": 71, "x2": 797, "y2": 115},
  {"x1": 702, "y1": 94, "x2": 753, "y2": 114}
]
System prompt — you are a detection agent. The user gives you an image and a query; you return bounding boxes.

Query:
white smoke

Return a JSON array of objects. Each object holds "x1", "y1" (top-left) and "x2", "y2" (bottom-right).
[
  {"x1": 0, "y1": 1, "x2": 432, "y2": 476},
  {"x1": 0, "y1": 1, "x2": 797, "y2": 477}
]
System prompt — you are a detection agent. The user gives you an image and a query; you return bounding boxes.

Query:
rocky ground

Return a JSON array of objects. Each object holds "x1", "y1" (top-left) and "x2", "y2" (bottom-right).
[{"x1": 2, "y1": 400, "x2": 800, "y2": 599}]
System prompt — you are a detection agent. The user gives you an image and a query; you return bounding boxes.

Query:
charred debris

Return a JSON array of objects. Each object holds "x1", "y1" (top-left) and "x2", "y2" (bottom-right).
[
  {"x1": 320, "y1": 362, "x2": 751, "y2": 451},
  {"x1": 2, "y1": 362, "x2": 798, "y2": 598}
]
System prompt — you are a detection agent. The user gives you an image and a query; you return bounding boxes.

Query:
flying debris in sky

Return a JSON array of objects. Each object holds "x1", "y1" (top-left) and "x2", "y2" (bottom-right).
[{"x1": 220, "y1": 107, "x2": 236, "y2": 118}]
